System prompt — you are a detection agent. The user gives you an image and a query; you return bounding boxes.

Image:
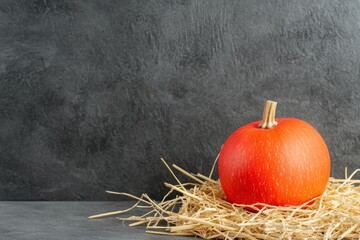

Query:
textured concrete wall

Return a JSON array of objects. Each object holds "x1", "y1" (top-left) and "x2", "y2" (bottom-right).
[{"x1": 1, "y1": 0, "x2": 359, "y2": 200}]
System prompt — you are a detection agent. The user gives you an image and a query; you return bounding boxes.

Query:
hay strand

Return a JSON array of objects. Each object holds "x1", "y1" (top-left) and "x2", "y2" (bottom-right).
[{"x1": 90, "y1": 160, "x2": 360, "y2": 239}]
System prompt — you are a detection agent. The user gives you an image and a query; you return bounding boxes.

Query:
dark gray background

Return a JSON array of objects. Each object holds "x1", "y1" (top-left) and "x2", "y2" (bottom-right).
[{"x1": 1, "y1": 0, "x2": 359, "y2": 200}]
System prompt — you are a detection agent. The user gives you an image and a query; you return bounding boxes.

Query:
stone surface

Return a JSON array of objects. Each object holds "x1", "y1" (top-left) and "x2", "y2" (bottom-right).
[
  {"x1": 0, "y1": 201, "x2": 190, "y2": 240},
  {"x1": 1, "y1": 0, "x2": 360, "y2": 200}
]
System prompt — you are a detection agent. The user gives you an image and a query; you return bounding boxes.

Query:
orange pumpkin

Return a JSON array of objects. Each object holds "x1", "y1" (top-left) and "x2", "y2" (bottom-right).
[{"x1": 218, "y1": 100, "x2": 331, "y2": 206}]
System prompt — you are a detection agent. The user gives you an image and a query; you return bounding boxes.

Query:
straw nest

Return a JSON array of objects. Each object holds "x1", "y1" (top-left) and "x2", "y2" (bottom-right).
[{"x1": 90, "y1": 158, "x2": 360, "y2": 239}]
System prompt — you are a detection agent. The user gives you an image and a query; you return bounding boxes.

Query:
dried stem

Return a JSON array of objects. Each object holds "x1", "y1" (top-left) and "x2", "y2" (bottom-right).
[{"x1": 258, "y1": 100, "x2": 278, "y2": 129}]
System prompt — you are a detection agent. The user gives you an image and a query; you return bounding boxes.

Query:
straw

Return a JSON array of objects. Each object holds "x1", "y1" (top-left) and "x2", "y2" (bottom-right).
[{"x1": 89, "y1": 160, "x2": 360, "y2": 239}]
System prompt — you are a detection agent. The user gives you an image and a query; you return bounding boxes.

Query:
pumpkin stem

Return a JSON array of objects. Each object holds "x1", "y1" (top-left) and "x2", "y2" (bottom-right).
[{"x1": 258, "y1": 100, "x2": 278, "y2": 129}]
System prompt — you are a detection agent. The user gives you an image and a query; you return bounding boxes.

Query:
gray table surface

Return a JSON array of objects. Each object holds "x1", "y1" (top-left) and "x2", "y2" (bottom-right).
[{"x1": 0, "y1": 201, "x2": 192, "y2": 240}]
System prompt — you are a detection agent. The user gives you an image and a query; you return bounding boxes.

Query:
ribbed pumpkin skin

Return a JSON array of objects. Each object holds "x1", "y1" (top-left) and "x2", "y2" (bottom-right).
[{"x1": 218, "y1": 118, "x2": 330, "y2": 206}]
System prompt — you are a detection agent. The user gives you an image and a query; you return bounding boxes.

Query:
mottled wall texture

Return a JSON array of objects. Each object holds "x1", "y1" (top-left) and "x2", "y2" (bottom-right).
[{"x1": 1, "y1": 0, "x2": 360, "y2": 200}]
